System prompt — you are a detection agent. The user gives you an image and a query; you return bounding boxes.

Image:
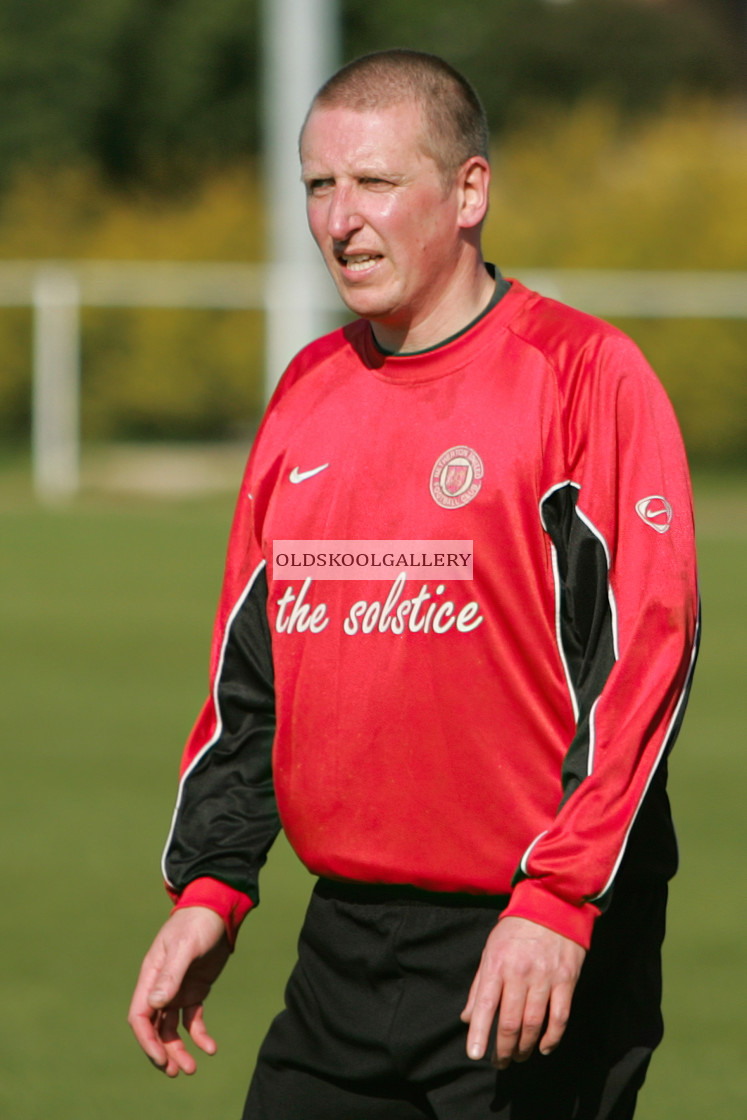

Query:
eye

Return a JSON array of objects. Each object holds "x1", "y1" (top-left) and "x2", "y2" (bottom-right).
[
  {"x1": 359, "y1": 177, "x2": 392, "y2": 190},
  {"x1": 306, "y1": 178, "x2": 334, "y2": 196}
]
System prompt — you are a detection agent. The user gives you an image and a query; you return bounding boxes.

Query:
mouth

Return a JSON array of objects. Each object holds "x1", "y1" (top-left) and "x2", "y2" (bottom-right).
[{"x1": 337, "y1": 251, "x2": 382, "y2": 274}]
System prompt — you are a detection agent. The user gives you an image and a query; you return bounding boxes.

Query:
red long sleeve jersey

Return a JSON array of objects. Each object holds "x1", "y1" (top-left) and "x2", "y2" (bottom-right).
[{"x1": 163, "y1": 280, "x2": 700, "y2": 948}]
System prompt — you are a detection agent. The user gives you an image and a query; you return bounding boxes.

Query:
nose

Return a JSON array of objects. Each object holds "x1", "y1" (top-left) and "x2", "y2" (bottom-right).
[{"x1": 326, "y1": 184, "x2": 363, "y2": 242}]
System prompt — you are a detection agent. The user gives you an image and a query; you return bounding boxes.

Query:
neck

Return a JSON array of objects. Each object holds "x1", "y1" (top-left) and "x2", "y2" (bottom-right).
[{"x1": 370, "y1": 256, "x2": 495, "y2": 355}]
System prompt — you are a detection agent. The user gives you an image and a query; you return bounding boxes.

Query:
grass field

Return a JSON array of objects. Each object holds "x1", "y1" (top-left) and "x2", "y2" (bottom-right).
[{"x1": 1, "y1": 462, "x2": 745, "y2": 1119}]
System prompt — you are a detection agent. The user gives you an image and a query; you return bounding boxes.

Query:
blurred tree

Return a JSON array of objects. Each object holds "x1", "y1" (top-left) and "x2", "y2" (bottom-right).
[
  {"x1": 704, "y1": 0, "x2": 747, "y2": 39},
  {"x1": 0, "y1": 0, "x2": 740, "y2": 196},
  {"x1": 643, "y1": 0, "x2": 746, "y2": 70},
  {"x1": 0, "y1": 0, "x2": 133, "y2": 178},
  {"x1": 344, "y1": 0, "x2": 741, "y2": 134},
  {"x1": 0, "y1": 0, "x2": 260, "y2": 195},
  {"x1": 92, "y1": 0, "x2": 260, "y2": 190}
]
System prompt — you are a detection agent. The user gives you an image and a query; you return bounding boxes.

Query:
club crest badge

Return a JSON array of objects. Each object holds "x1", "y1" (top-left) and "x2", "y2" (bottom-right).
[{"x1": 430, "y1": 446, "x2": 484, "y2": 509}]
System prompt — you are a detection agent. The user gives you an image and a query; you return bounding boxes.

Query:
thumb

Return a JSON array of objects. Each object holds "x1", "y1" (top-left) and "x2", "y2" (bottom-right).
[
  {"x1": 148, "y1": 953, "x2": 190, "y2": 1009},
  {"x1": 148, "y1": 975, "x2": 174, "y2": 1009},
  {"x1": 145, "y1": 908, "x2": 225, "y2": 1010}
]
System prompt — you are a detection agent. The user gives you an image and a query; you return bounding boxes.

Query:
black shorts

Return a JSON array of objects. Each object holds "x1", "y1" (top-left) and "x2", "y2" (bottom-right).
[{"x1": 242, "y1": 878, "x2": 667, "y2": 1120}]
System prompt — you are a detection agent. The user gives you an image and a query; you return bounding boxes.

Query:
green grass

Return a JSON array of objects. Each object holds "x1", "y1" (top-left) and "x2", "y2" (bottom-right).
[
  {"x1": 0, "y1": 471, "x2": 744, "y2": 1119},
  {"x1": 637, "y1": 473, "x2": 747, "y2": 1120}
]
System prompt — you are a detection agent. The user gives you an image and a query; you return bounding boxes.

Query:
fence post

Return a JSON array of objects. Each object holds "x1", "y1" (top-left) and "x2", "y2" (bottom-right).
[
  {"x1": 261, "y1": 0, "x2": 340, "y2": 399},
  {"x1": 32, "y1": 268, "x2": 81, "y2": 502}
]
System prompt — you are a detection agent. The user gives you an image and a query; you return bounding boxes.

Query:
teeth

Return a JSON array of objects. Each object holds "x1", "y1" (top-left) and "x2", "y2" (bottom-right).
[{"x1": 344, "y1": 254, "x2": 377, "y2": 271}]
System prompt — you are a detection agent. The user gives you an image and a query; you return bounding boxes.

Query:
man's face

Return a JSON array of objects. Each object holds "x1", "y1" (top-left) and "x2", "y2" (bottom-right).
[{"x1": 300, "y1": 101, "x2": 465, "y2": 344}]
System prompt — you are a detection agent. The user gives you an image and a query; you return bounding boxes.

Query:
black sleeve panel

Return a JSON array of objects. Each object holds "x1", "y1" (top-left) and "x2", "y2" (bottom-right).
[
  {"x1": 540, "y1": 483, "x2": 688, "y2": 898},
  {"x1": 541, "y1": 484, "x2": 617, "y2": 804},
  {"x1": 163, "y1": 565, "x2": 280, "y2": 907},
  {"x1": 618, "y1": 599, "x2": 700, "y2": 886}
]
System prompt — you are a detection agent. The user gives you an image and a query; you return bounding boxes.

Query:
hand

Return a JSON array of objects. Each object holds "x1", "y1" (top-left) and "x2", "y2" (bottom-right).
[
  {"x1": 460, "y1": 916, "x2": 586, "y2": 1069},
  {"x1": 128, "y1": 906, "x2": 231, "y2": 1077}
]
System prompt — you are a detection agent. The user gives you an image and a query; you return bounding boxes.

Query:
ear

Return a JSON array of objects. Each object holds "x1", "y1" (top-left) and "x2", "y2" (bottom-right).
[{"x1": 456, "y1": 156, "x2": 491, "y2": 230}]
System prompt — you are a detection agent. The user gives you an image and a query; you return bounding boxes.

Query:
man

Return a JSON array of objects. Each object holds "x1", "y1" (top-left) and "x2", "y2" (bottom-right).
[{"x1": 129, "y1": 50, "x2": 700, "y2": 1119}]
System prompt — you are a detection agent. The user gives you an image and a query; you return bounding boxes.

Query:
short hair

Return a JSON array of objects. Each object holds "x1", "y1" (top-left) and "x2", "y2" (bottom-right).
[{"x1": 308, "y1": 49, "x2": 489, "y2": 184}]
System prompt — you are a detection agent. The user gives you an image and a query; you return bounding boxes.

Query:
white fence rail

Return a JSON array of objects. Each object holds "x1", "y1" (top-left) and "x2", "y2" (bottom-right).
[{"x1": 0, "y1": 261, "x2": 745, "y2": 502}]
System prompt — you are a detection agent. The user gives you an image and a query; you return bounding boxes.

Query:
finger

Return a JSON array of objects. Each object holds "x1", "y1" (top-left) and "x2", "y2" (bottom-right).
[
  {"x1": 538, "y1": 977, "x2": 574, "y2": 1056},
  {"x1": 493, "y1": 981, "x2": 528, "y2": 1069},
  {"x1": 460, "y1": 968, "x2": 481, "y2": 1023},
  {"x1": 183, "y1": 1004, "x2": 218, "y2": 1056},
  {"x1": 515, "y1": 983, "x2": 551, "y2": 1062},
  {"x1": 128, "y1": 981, "x2": 170, "y2": 1069},
  {"x1": 465, "y1": 969, "x2": 503, "y2": 1061},
  {"x1": 130, "y1": 1011, "x2": 169, "y2": 1069},
  {"x1": 158, "y1": 1009, "x2": 198, "y2": 1077}
]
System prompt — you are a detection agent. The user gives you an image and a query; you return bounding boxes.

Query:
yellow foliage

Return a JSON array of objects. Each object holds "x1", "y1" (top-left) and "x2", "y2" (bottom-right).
[
  {"x1": 614, "y1": 318, "x2": 747, "y2": 462},
  {"x1": 0, "y1": 162, "x2": 265, "y2": 261},
  {"x1": 0, "y1": 99, "x2": 746, "y2": 456},
  {"x1": 485, "y1": 99, "x2": 747, "y2": 269},
  {"x1": 0, "y1": 310, "x2": 32, "y2": 433},
  {"x1": 0, "y1": 164, "x2": 268, "y2": 438},
  {"x1": 81, "y1": 308, "x2": 264, "y2": 440},
  {"x1": 483, "y1": 98, "x2": 747, "y2": 461}
]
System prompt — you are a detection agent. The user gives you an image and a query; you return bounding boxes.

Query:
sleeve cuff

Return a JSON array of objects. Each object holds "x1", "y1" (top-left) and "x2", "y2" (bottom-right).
[
  {"x1": 501, "y1": 879, "x2": 600, "y2": 949},
  {"x1": 170, "y1": 877, "x2": 254, "y2": 947}
]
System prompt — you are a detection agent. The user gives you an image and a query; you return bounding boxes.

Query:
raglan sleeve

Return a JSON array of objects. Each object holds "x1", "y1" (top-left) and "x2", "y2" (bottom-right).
[
  {"x1": 502, "y1": 329, "x2": 700, "y2": 949},
  {"x1": 160, "y1": 449, "x2": 280, "y2": 946}
]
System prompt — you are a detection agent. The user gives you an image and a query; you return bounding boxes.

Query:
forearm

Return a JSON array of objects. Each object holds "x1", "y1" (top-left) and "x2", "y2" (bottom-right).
[
  {"x1": 162, "y1": 476, "x2": 280, "y2": 938},
  {"x1": 512, "y1": 335, "x2": 700, "y2": 943}
]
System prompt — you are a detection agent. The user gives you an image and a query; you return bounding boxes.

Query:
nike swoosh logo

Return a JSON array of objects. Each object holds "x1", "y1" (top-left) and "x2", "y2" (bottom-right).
[
  {"x1": 289, "y1": 464, "x2": 329, "y2": 484},
  {"x1": 635, "y1": 495, "x2": 672, "y2": 533}
]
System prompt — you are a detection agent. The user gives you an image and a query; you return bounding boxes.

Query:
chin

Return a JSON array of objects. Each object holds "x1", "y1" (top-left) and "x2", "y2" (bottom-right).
[
  {"x1": 338, "y1": 295, "x2": 392, "y2": 322},
  {"x1": 334, "y1": 283, "x2": 397, "y2": 319}
]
